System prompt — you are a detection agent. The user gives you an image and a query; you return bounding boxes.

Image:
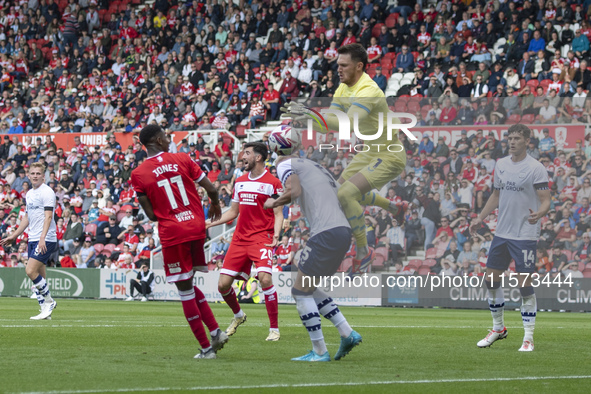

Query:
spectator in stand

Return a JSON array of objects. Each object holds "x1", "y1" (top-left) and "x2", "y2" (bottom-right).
[
  {"x1": 63, "y1": 213, "x2": 83, "y2": 253},
  {"x1": 96, "y1": 216, "x2": 123, "y2": 246}
]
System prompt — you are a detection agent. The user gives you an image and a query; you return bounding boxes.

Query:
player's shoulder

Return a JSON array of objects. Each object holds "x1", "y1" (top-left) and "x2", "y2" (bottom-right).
[
  {"x1": 356, "y1": 73, "x2": 385, "y2": 97},
  {"x1": 526, "y1": 154, "x2": 545, "y2": 169}
]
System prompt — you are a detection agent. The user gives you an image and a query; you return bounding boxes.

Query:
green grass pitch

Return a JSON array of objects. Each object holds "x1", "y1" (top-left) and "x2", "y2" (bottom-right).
[{"x1": 0, "y1": 299, "x2": 590, "y2": 394}]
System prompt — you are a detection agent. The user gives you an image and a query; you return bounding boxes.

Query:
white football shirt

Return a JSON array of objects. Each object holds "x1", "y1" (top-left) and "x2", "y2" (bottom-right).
[
  {"x1": 493, "y1": 155, "x2": 549, "y2": 241},
  {"x1": 277, "y1": 158, "x2": 350, "y2": 238},
  {"x1": 26, "y1": 183, "x2": 57, "y2": 242}
]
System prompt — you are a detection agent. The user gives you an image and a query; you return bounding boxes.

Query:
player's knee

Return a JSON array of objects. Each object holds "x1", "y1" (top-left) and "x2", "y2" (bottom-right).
[
  {"x1": 257, "y1": 273, "x2": 272, "y2": 288},
  {"x1": 338, "y1": 182, "x2": 361, "y2": 207},
  {"x1": 291, "y1": 287, "x2": 314, "y2": 297}
]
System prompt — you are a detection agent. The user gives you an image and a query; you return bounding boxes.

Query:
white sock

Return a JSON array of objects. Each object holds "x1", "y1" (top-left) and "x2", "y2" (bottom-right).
[
  {"x1": 234, "y1": 310, "x2": 244, "y2": 319},
  {"x1": 313, "y1": 289, "x2": 353, "y2": 338},
  {"x1": 487, "y1": 282, "x2": 505, "y2": 331},
  {"x1": 210, "y1": 328, "x2": 221, "y2": 337},
  {"x1": 295, "y1": 293, "x2": 327, "y2": 355},
  {"x1": 521, "y1": 287, "x2": 537, "y2": 342}
]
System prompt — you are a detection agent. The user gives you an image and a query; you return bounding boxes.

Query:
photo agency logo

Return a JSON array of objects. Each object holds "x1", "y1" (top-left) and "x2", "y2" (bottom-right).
[{"x1": 299, "y1": 104, "x2": 418, "y2": 152}]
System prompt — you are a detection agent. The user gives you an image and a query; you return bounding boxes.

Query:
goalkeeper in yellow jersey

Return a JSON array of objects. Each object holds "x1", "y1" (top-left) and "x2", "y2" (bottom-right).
[{"x1": 283, "y1": 43, "x2": 411, "y2": 275}]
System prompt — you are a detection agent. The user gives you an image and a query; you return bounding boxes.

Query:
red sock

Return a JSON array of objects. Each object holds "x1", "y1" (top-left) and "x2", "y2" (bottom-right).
[
  {"x1": 194, "y1": 286, "x2": 219, "y2": 332},
  {"x1": 220, "y1": 286, "x2": 241, "y2": 314},
  {"x1": 179, "y1": 289, "x2": 210, "y2": 349},
  {"x1": 262, "y1": 285, "x2": 279, "y2": 329}
]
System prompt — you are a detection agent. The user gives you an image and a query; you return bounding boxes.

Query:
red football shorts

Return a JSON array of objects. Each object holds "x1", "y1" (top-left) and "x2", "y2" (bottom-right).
[
  {"x1": 161, "y1": 239, "x2": 206, "y2": 283},
  {"x1": 220, "y1": 242, "x2": 273, "y2": 280}
]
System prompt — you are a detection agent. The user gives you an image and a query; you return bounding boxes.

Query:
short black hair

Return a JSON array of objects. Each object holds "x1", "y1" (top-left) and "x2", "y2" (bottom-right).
[
  {"x1": 337, "y1": 43, "x2": 368, "y2": 70},
  {"x1": 244, "y1": 142, "x2": 268, "y2": 162},
  {"x1": 139, "y1": 125, "x2": 163, "y2": 146},
  {"x1": 507, "y1": 124, "x2": 531, "y2": 140}
]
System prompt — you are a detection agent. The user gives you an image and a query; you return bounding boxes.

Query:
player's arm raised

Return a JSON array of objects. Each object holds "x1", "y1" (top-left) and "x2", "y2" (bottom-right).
[
  {"x1": 0, "y1": 213, "x2": 28, "y2": 246},
  {"x1": 207, "y1": 201, "x2": 239, "y2": 229},
  {"x1": 470, "y1": 188, "x2": 499, "y2": 234},
  {"x1": 264, "y1": 172, "x2": 301, "y2": 209},
  {"x1": 197, "y1": 177, "x2": 222, "y2": 222}
]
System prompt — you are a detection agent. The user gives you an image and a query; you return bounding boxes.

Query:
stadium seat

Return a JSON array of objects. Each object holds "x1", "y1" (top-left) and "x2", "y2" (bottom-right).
[
  {"x1": 526, "y1": 79, "x2": 539, "y2": 89},
  {"x1": 85, "y1": 223, "x2": 97, "y2": 236},
  {"x1": 101, "y1": 250, "x2": 112, "y2": 258},
  {"x1": 423, "y1": 258, "x2": 437, "y2": 267},
  {"x1": 417, "y1": 266, "x2": 431, "y2": 275},
  {"x1": 373, "y1": 254, "x2": 386, "y2": 270},
  {"x1": 142, "y1": 224, "x2": 152, "y2": 232},
  {"x1": 402, "y1": 265, "x2": 415, "y2": 272},
  {"x1": 104, "y1": 244, "x2": 117, "y2": 254},
  {"x1": 94, "y1": 244, "x2": 105, "y2": 254},
  {"x1": 583, "y1": 270, "x2": 591, "y2": 278},
  {"x1": 394, "y1": 100, "x2": 407, "y2": 112},
  {"x1": 372, "y1": 23, "x2": 384, "y2": 38},
  {"x1": 539, "y1": 80, "x2": 551, "y2": 90},
  {"x1": 407, "y1": 100, "x2": 421, "y2": 114},
  {"x1": 385, "y1": 13, "x2": 398, "y2": 28},
  {"x1": 375, "y1": 246, "x2": 388, "y2": 260},
  {"x1": 562, "y1": 249, "x2": 573, "y2": 261},
  {"x1": 506, "y1": 114, "x2": 521, "y2": 124},
  {"x1": 338, "y1": 258, "x2": 353, "y2": 272},
  {"x1": 521, "y1": 114, "x2": 535, "y2": 124},
  {"x1": 425, "y1": 248, "x2": 438, "y2": 259},
  {"x1": 117, "y1": 211, "x2": 127, "y2": 222},
  {"x1": 407, "y1": 259, "x2": 422, "y2": 269}
]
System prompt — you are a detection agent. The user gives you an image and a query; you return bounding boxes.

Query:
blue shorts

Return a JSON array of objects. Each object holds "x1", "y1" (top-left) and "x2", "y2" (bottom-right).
[
  {"x1": 486, "y1": 236, "x2": 537, "y2": 273},
  {"x1": 28, "y1": 241, "x2": 57, "y2": 265},
  {"x1": 299, "y1": 227, "x2": 352, "y2": 277}
]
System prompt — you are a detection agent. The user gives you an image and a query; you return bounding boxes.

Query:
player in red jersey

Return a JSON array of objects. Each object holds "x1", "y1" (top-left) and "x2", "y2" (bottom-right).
[
  {"x1": 206, "y1": 142, "x2": 284, "y2": 341},
  {"x1": 132, "y1": 125, "x2": 228, "y2": 359}
]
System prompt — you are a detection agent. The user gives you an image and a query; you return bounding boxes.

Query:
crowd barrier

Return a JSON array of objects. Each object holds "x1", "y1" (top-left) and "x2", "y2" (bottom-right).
[{"x1": 1, "y1": 269, "x2": 589, "y2": 311}]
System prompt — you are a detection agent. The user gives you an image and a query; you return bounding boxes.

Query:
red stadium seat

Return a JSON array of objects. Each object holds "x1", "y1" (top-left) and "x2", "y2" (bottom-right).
[
  {"x1": 418, "y1": 266, "x2": 432, "y2": 275},
  {"x1": 142, "y1": 224, "x2": 152, "y2": 232},
  {"x1": 375, "y1": 246, "x2": 388, "y2": 260},
  {"x1": 373, "y1": 254, "x2": 386, "y2": 270},
  {"x1": 526, "y1": 79, "x2": 539, "y2": 89},
  {"x1": 94, "y1": 244, "x2": 105, "y2": 254},
  {"x1": 101, "y1": 250, "x2": 112, "y2": 258},
  {"x1": 407, "y1": 259, "x2": 422, "y2": 269},
  {"x1": 104, "y1": 244, "x2": 117, "y2": 254},
  {"x1": 338, "y1": 258, "x2": 353, "y2": 272},
  {"x1": 562, "y1": 249, "x2": 573, "y2": 261},
  {"x1": 506, "y1": 114, "x2": 521, "y2": 124},
  {"x1": 521, "y1": 114, "x2": 535, "y2": 124},
  {"x1": 425, "y1": 248, "x2": 438, "y2": 259},
  {"x1": 539, "y1": 80, "x2": 551, "y2": 90},
  {"x1": 385, "y1": 13, "x2": 398, "y2": 28},
  {"x1": 85, "y1": 224, "x2": 97, "y2": 236},
  {"x1": 383, "y1": 52, "x2": 397, "y2": 62},
  {"x1": 116, "y1": 211, "x2": 127, "y2": 222},
  {"x1": 423, "y1": 258, "x2": 437, "y2": 267},
  {"x1": 407, "y1": 100, "x2": 421, "y2": 114},
  {"x1": 372, "y1": 23, "x2": 384, "y2": 38},
  {"x1": 393, "y1": 100, "x2": 407, "y2": 112},
  {"x1": 583, "y1": 270, "x2": 591, "y2": 278}
]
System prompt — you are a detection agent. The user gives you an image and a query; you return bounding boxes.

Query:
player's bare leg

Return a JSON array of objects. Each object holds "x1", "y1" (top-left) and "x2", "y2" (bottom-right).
[
  {"x1": 258, "y1": 272, "x2": 280, "y2": 341},
  {"x1": 218, "y1": 273, "x2": 247, "y2": 336},
  {"x1": 175, "y1": 279, "x2": 217, "y2": 359},
  {"x1": 478, "y1": 268, "x2": 508, "y2": 348},
  {"x1": 26, "y1": 258, "x2": 56, "y2": 320},
  {"x1": 337, "y1": 173, "x2": 376, "y2": 273}
]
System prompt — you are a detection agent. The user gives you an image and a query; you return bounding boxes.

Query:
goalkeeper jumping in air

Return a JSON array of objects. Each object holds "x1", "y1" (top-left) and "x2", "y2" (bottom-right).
[{"x1": 283, "y1": 43, "x2": 410, "y2": 276}]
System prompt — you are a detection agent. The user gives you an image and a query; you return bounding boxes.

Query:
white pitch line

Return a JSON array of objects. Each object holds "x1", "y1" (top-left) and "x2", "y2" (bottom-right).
[
  {"x1": 10, "y1": 375, "x2": 591, "y2": 394},
  {"x1": 0, "y1": 323, "x2": 547, "y2": 329}
]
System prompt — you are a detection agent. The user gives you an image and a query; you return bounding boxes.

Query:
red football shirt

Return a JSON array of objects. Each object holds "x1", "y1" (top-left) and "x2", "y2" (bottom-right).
[
  {"x1": 231, "y1": 169, "x2": 283, "y2": 245},
  {"x1": 131, "y1": 152, "x2": 207, "y2": 247}
]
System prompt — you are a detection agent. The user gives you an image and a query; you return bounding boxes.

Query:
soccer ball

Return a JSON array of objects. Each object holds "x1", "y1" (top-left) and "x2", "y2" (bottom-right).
[{"x1": 268, "y1": 124, "x2": 300, "y2": 156}]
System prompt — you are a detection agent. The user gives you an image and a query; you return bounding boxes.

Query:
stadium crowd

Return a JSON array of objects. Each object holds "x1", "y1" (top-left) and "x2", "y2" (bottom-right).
[{"x1": 0, "y1": 0, "x2": 590, "y2": 278}]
